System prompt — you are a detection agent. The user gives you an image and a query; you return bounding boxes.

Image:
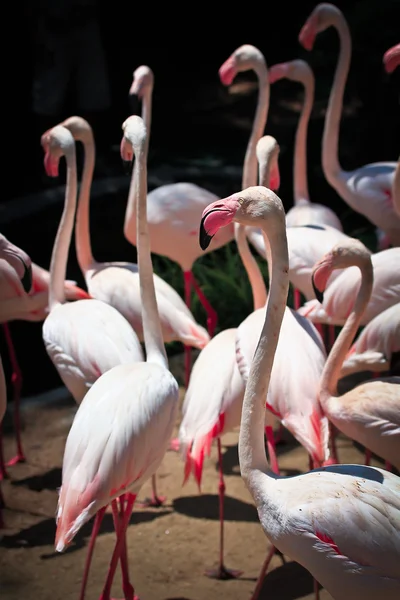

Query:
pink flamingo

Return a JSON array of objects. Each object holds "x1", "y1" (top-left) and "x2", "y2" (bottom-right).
[
  {"x1": 298, "y1": 246, "x2": 400, "y2": 326},
  {"x1": 0, "y1": 233, "x2": 32, "y2": 527},
  {"x1": 58, "y1": 114, "x2": 209, "y2": 425},
  {"x1": 312, "y1": 238, "x2": 400, "y2": 471},
  {"x1": 177, "y1": 133, "x2": 277, "y2": 582},
  {"x1": 40, "y1": 125, "x2": 144, "y2": 402},
  {"x1": 0, "y1": 250, "x2": 89, "y2": 472},
  {"x1": 340, "y1": 302, "x2": 400, "y2": 378},
  {"x1": 55, "y1": 114, "x2": 179, "y2": 600},
  {"x1": 299, "y1": 3, "x2": 400, "y2": 249},
  {"x1": 199, "y1": 184, "x2": 400, "y2": 600},
  {"x1": 126, "y1": 64, "x2": 231, "y2": 380},
  {"x1": 269, "y1": 59, "x2": 342, "y2": 232}
]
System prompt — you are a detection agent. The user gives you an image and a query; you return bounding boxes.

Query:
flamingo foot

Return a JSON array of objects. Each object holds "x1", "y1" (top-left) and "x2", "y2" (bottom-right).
[
  {"x1": 137, "y1": 495, "x2": 167, "y2": 508},
  {"x1": 204, "y1": 564, "x2": 243, "y2": 580},
  {"x1": 169, "y1": 437, "x2": 180, "y2": 452},
  {"x1": 6, "y1": 452, "x2": 26, "y2": 467}
]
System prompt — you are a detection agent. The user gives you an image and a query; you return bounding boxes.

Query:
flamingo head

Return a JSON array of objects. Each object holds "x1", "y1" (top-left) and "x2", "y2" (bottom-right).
[
  {"x1": 311, "y1": 238, "x2": 371, "y2": 303},
  {"x1": 383, "y1": 43, "x2": 400, "y2": 74},
  {"x1": 120, "y1": 115, "x2": 147, "y2": 173},
  {"x1": 256, "y1": 135, "x2": 281, "y2": 191},
  {"x1": 41, "y1": 125, "x2": 75, "y2": 178},
  {"x1": 219, "y1": 45, "x2": 265, "y2": 86},
  {"x1": 0, "y1": 235, "x2": 32, "y2": 293},
  {"x1": 199, "y1": 186, "x2": 284, "y2": 250},
  {"x1": 299, "y1": 3, "x2": 339, "y2": 51},
  {"x1": 269, "y1": 59, "x2": 312, "y2": 86},
  {"x1": 129, "y1": 65, "x2": 154, "y2": 99},
  {"x1": 269, "y1": 62, "x2": 291, "y2": 84}
]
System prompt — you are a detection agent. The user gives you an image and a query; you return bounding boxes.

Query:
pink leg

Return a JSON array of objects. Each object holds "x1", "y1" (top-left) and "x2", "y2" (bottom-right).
[
  {"x1": 111, "y1": 495, "x2": 137, "y2": 600},
  {"x1": 79, "y1": 506, "x2": 107, "y2": 600},
  {"x1": 315, "y1": 323, "x2": 324, "y2": 338},
  {"x1": 190, "y1": 272, "x2": 218, "y2": 337},
  {"x1": 0, "y1": 423, "x2": 8, "y2": 480},
  {"x1": 365, "y1": 448, "x2": 372, "y2": 466},
  {"x1": 183, "y1": 271, "x2": 193, "y2": 388},
  {"x1": 314, "y1": 576, "x2": 321, "y2": 600},
  {"x1": 265, "y1": 425, "x2": 280, "y2": 475},
  {"x1": 384, "y1": 461, "x2": 393, "y2": 472},
  {"x1": 137, "y1": 474, "x2": 166, "y2": 508},
  {"x1": 205, "y1": 438, "x2": 242, "y2": 580},
  {"x1": 169, "y1": 437, "x2": 180, "y2": 452},
  {"x1": 2, "y1": 324, "x2": 25, "y2": 466},
  {"x1": 98, "y1": 494, "x2": 136, "y2": 600},
  {"x1": 249, "y1": 544, "x2": 276, "y2": 600},
  {"x1": 293, "y1": 287, "x2": 302, "y2": 310}
]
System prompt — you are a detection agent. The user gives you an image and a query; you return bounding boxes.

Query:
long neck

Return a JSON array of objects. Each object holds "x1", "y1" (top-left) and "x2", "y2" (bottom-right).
[
  {"x1": 321, "y1": 13, "x2": 351, "y2": 183},
  {"x1": 134, "y1": 145, "x2": 167, "y2": 367},
  {"x1": 293, "y1": 74, "x2": 313, "y2": 204},
  {"x1": 48, "y1": 150, "x2": 78, "y2": 310},
  {"x1": 320, "y1": 260, "x2": 373, "y2": 402},
  {"x1": 239, "y1": 223, "x2": 289, "y2": 500},
  {"x1": 75, "y1": 137, "x2": 95, "y2": 273},
  {"x1": 125, "y1": 88, "x2": 152, "y2": 231},
  {"x1": 236, "y1": 63, "x2": 270, "y2": 311}
]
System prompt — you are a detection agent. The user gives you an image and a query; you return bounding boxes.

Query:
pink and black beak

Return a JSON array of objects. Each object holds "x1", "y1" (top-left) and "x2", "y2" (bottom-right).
[
  {"x1": 199, "y1": 197, "x2": 239, "y2": 251},
  {"x1": 5, "y1": 248, "x2": 33, "y2": 293}
]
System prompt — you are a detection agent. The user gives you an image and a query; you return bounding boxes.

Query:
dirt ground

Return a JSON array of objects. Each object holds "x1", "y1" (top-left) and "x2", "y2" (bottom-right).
[{"x1": 0, "y1": 355, "x2": 388, "y2": 600}]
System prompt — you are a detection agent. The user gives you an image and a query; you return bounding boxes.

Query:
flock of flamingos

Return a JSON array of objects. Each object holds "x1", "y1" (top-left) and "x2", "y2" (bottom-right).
[{"x1": 1, "y1": 3, "x2": 400, "y2": 599}]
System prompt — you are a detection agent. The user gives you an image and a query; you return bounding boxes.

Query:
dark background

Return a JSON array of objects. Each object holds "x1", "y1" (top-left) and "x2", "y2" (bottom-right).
[{"x1": 1, "y1": 0, "x2": 399, "y2": 397}]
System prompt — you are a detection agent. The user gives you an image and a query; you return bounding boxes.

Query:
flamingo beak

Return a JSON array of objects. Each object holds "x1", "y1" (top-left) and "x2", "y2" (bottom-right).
[{"x1": 312, "y1": 274, "x2": 324, "y2": 303}]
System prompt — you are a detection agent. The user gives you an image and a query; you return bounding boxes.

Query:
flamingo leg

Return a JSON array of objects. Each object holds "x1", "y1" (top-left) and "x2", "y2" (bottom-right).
[
  {"x1": 2, "y1": 324, "x2": 25, "y2": 466},
  {"x1": 365, "y1": 448, "x2": 372, "y2": 466},
  {"x1": 274, "y1": 423, "x2": 285, "y2": 445},
  {"x1": 265, "y1": 425, "x2": 280, "y2": 475},
  {"x1": 249, "y1": 544, "x2": 277, "y2": 600},
  {"x1": 183, "y1": 271, "x2": 193, "y2": 388},
  {"x1": 98, "y1": 494, "x2": 136, "y2": 600},
  {"x1": 136, "y1": 474, "x2": 166, "y2": 508},
  {"x1": 384, "y1": 461, "x2": 393, "y2": 472},
  {"x1": 205, "y1": 438, "x2": 242, "y2": 580},
  {"x1": 189, "y1": 272, "x2": 218, "y2": 337},
  {"x1": 111, "y1": 495, "x2": 137, "y2": 600},
  {"x1": 79, "y1": 506, "x2": 107, "y2": 600},
  {"x1": 293, "y1": 287, "x2": 302, "y2": 310}
]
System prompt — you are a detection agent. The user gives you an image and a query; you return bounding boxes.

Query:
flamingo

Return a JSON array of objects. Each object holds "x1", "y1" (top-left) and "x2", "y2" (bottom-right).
[
  {"x1": 54, "y1": 115, "x2": 179, "y2": 600},
  {"x1": 299, "y1": 3, "x2": 400, "y2": 248},
  {"x1": 340, "y1": 302, "x2": 400, "y2": 378},
  {"x1": 40, "y1": 126, "x2": 144, "y2": 405},
  {"x1": 0, "y1": 233, "x2": 32, "y2": 527},
  {"x1": 176, "y1": 48, "x2": 273, "y2": 579},
  {"x1": 0, "y1": 248, "x2": 89, "y2": 471},
  {"x1": 199, "y1": 184, "x2": 400, "y2": 600},
  {"x1": 58, "y1": 114, "x2": 209, "y2": 404},
  {"x1": 126, "y1": 65, "x2": 231, "y2": 349},
  {"x1": 298, "y1": 246, "x2": 400, "y2": 326},
  {"x1": 311, "y1": 239, "x2": 400, "y2": 470},
  {"x1": 269, "y1": 59, "x2": 342, "y2": 231}
]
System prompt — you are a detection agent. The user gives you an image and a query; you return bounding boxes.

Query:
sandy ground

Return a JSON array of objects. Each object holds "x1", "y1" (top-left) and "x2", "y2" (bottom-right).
[{"x1": 0, "y1": 355, "x2": 389, "y2": 600}]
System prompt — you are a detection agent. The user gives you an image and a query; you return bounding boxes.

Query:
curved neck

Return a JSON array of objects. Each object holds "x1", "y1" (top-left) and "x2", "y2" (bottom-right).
[
  {"x1": 235, "y1": 223, "x2": 267, "y2": 310},
  {"x1": 133, "y1": 143, "x2": 167, "y2": 368},
  {"x1": 321, "y1": 13, "x2": 351, "y2": 184},
  {"x1": 293, "y1": 74, "x2": 313, "y2": 204},
  {"x1": 239, "y1": 222, "x2": 289, "y2": 496},
  {"x1": 242, "y1": 64, "x2": 270, "y2": 189},
  {"x1": 236, "y1": 61, "x2": 270, "y2": 311},
  {"x1": 49, "y1": 149, "x2": 78, "y2": 310},
  {"x1": 125, "y1": 88, "x2": 152, "y2": 231},
  {"x1": 75, "y1": 137, "x2": 95, "y2": 273},
  {"x1": 320, "y1": 260, "x2": 373, "y2": 402}
]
